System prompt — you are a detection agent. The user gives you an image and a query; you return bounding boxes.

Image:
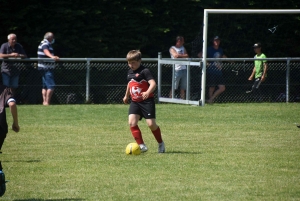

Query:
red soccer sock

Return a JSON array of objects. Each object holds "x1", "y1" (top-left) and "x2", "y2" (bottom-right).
[
  {"x1": 130, "y1": 125, "x2": 144, "y2": 145},
  {"x1": 151, "y1": 126, "x2": 163, "y2": 143}
]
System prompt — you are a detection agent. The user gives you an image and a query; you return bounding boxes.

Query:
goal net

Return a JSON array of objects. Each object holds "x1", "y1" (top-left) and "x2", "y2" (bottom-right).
[{"x1": 158, "y1": 9, "x2": 300, "y2": 106}]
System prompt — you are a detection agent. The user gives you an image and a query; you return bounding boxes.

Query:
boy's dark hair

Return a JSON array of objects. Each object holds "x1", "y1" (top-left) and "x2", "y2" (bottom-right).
[{"x1": 126, "y1": 50, "x2": 142, "y2": 61}]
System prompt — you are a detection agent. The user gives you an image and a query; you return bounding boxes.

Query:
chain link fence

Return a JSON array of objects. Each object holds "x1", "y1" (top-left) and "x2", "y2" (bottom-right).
[
  {"x1": 6, "y1": 59, "x2": 158, "y2": 104},
  {"x1": 159, "y1": 58, "x2": 300, "y2": 104},
  {"x1": 1, "y1": 58, "x2": 300, "y2": 104}
]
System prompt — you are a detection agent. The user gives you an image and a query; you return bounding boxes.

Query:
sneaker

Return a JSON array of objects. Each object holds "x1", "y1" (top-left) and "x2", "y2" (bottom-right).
[
  {"x1": 139, "y1": 144, "x2": 148, "y2": 153},
  {"x1": 158, "y1": 142, "x2": 165, "y2": 153},
  {"x1": 246, "y1": 90, "x2": 252, "y2": 94}
]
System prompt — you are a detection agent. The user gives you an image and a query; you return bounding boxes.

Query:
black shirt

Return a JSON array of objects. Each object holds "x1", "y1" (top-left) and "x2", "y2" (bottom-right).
[{"x1": 0, "y1": 42, "x2": 26, "y2": 76}]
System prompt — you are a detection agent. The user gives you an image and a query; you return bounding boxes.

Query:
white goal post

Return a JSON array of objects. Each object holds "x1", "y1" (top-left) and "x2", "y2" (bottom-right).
[
  {"x1": 201, "y1": 9, "x2": 300, "y2": 106},
  {"x1": 157, "y1": 9, "x2": 300, "y2": 106}
]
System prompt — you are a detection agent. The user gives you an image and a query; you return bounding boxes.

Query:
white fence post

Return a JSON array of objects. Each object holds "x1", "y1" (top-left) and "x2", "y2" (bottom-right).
[
  {"x1": 86, "y1": 58, "x2": 91, "y2": 102},
  {"x1": 286, "y1": 59, "x2": 290, "y2": 103},
  {"x1": 157, "y1": 52, "x2": 162, "y2": 103}
]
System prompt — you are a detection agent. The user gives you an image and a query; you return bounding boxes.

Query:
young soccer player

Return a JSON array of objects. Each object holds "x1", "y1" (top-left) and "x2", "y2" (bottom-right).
[{"x1": 123, "y1": 50, "x2": 165, "y2": 153}]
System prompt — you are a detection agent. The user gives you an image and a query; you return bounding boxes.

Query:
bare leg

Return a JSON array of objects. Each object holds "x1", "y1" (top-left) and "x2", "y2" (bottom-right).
[
  {"x1": 207, "y1": 87, "x2": 215, "y2": 103},
  {"x1": 42, "y1": 89, "x2": 47, "y2": 105},
  {"x1": 208, "y1": 85, "x2": 225, "y2": 103},
  {"x1": 46, "y1": 89, "x2": 54, "y2": 105},
  {"x1": 169, "y1": 89, "x2": 173, "y2": 98},
  {"x1": 180, "y1": 89, "x2": 186, "y2": 100},
  {"x1": 145, "y1": 118, "x2": 158, "y2": 131}
]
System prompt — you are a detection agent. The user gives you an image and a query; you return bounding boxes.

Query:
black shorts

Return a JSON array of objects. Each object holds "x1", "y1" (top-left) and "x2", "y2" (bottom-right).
[
  {"x1": 0, "y1": 127, "x2": 7, "y2": 139},
  {"x1": 252, "y1": 77, "x2": 262, "y2": 89},
  {"x1": 206, "y1": 72, "x2": 225, "y2": 87},
  {"x1": 129, "y1": 98, "x2": 156, "y2": 119}
]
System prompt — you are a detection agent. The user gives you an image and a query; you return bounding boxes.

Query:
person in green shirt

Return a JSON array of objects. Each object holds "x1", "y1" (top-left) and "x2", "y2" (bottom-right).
[{"x1": 246, "y1": 42, "x2": 268, "y2": 94}]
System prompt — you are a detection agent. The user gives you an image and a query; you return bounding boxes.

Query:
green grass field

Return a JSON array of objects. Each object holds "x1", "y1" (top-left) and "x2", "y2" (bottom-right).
[{"x1": 1, "y1": 103, "x2": 299, "y2": 201}]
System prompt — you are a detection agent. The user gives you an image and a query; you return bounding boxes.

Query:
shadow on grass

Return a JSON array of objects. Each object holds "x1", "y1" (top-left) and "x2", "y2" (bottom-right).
[
  {"x1": 2, "y1": 160, "x2": 41, "y2": 163},
  {"x1": 164, "y1": 151, "x2": 202, "y2": 154},
  {"x1": 13, "y1": 199, "x2": 85, "y2": 201}
]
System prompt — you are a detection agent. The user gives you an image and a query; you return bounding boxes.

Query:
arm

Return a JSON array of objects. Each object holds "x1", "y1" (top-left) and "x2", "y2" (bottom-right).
[
  {"x1": 261, "y1": 62, "x2": 268, "y2": 82},
  {"x1": 19, "y1": 46, "x2": 27, "y2": 58},
  {"x1": 123, "y1": 83, "x2": 130, "y2": 104},
  {"x1": 170, "y1": 47, "x2": 189, "y2": 58},
  {"x1": 222, "y1": 54, "x2": 234, "y2": 63},
  {"x1": 9, "y1": 101, "x2": 19, "y2": 132},
  {"x1": 181, "y1": 48, "x2": 189, "y2": 58},
  {"x1": 197, "y1": 51, "x2": 203, "y2": 58},
  {"x1": 18, "y1": 53, "x2": 27, "y2": 58},
  {"x1": 169, "y1": 48, "x2": 179, "y2": 58},
  {"x1": 198, "y1": 51, "x2": 212, "y2": 67},
  {"x1": 141, "y1": 79, "x2": 156, "y2": 100},
  {"x1": 0, "y1": 52, "x2": 20, "y2": 58},
  {"x1": 0, "y1": 44, "x2": 27, "y2": 58},
  {"x1": 43, "y1": 49, "x2": 59, "y2": 61},
  {"x1": 248, "y1": 67, "x2": 255, "y2": 81}
]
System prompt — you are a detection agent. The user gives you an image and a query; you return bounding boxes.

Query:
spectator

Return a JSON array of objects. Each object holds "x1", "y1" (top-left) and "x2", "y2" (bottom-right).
[
  {"x1": 0, "y1": 85, "x2": 20, "y2": 153},
  {"x1": 169, "y1": 36, "x2": 189, "y2": 99},
  {"x1": 198, "y1": 36, "x2": 227, "y2": 103},
  {"x1": 37, "y1": 32, "x2": 59, "y2": 105},
  {"x1": 247, "y1": 42, "x2": 268, "y2": 96},
  {"x1": 123, "y1": 50, "x2": 165, "y2": 153},
  {"x1": 0, "y1": 33, "x2": 27, "y2": 95}
]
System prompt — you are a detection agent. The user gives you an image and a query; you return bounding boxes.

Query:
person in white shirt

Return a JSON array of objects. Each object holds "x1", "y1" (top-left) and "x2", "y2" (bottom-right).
[{"x1": 169, "y1": 36, "x2": 189, "y2": 99}]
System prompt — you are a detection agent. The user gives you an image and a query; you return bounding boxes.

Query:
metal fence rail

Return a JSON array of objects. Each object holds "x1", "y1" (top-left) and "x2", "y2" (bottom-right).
[
  {"x1": 0, "y1": 58, "x2": 158, "y2": 104},
  {"x1": 0, "y1": 57, "x2": 299, "y2": 105},
  {"x1": 158, "y1": 56, "x2": 300, "y2": 105}
]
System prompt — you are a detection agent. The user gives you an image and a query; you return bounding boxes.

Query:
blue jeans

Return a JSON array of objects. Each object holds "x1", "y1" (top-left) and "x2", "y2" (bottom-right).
[
  {"x1": 39, "y1": 69, "x2": 55, "y2": 90},
  {"x1": 2, "y1": 73, "x2": 19, "y2": 88}
]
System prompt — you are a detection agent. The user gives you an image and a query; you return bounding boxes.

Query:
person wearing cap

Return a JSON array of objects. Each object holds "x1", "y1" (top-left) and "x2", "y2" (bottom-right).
[
  {"x1": 198, "y1": 36, "x2": 227, "y2": 103},
  {"x1": 247, "y1": 42, "x2": 268, "y2": 95}
]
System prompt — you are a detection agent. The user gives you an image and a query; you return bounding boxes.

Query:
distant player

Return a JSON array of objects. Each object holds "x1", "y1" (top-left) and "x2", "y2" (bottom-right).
[
  {"x1": 247, "y1": 42, "x2": 268, "y2": 95},
  {"x1": 123, "y1": 50, "x2": 165, "y2": 153}
]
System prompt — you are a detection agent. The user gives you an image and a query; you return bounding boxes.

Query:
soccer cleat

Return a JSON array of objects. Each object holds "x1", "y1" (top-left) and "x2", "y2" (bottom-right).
[
  {"x1": 158, "y1": 142, "x2": 165, "y2": 153},
  {"x1": 139, "y1": 144, "x2": 148, "y2": 153}
]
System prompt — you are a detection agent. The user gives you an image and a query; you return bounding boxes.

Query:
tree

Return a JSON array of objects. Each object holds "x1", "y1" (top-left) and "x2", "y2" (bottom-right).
[{"x1": 0, "y1": 0, "x2": 299, "y2": 58}]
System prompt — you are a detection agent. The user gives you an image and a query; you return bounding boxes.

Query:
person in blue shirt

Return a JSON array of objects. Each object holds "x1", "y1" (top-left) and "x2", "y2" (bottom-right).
[{"x1": 198, "y1": 36, "x2": 227, "y2": 103}]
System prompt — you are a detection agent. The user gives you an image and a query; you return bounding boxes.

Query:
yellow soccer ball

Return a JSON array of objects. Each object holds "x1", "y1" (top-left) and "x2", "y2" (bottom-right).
[{"x1": 125, "y1": 142, "x2": 141, "y2": 155}]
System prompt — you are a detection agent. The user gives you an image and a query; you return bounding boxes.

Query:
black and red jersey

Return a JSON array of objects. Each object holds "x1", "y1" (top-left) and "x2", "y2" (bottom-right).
[{"x1": 127, "y1": 65, "x2": 154, "y2": 102}]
